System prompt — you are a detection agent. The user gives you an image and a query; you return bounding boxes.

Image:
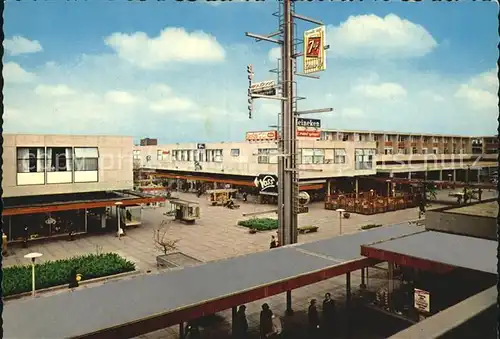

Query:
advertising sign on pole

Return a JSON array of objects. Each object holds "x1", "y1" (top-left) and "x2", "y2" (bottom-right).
[
  {"x1": 246, "y1": 130, "x2": 278, "y2": 142},
  {"x1": 297, "y1": 118, "x2": 321, "y2": 128},
  {"x1": 297, "y1": 130, "x2": 321, "y2": 138},
  {"x1": 251, "y1": 80, "x2": 277, "y2": 96},
  {"x1": 414, "y1": 288, "x2": 430, "y2": 313},
  {"x1": 303, "y1": 26, "x2": 326, "y2": 74}
]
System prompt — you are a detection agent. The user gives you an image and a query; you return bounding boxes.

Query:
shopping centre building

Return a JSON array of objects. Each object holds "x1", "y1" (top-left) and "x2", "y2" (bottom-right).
[{"x1": 2, "y1": 133, "x2": 163, "y2": 243}]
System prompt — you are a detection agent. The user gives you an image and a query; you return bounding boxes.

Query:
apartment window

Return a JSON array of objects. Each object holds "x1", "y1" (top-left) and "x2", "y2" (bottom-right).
[
  {"x1": 384, "y1": 148, "x2": 393, "y2": 155},
  {"x1": 313, "y1": 149, "x2": 325, "y2": 164},
  {"x1": 258, "y1": 148, "x2": 278, "y2": 164},
  {"x1": 214, "y1": 149, "x2": 223, "y2": 162},
  {"x1": 432, "y1": 137, "x2": 439, "y2": 143},
  {"x1": 187, "y1": 150, "x2": 192, "y2": 162},
  {"x1": 231, "y1": 149, "x2": 240, "y2": 157},
  {"x1": 74, "y1": 147, "x2": 98, "y2": 171},
  {"x1": 324, "y1": 149, "x2": 334, "y2": 164},
  {"x1": 157, "y1": 150, "x2": 163, "y2": 161},
  {"x1": 373, "y1": 135, "x2": 379, "y2": 141},
  {"x1": 301, "y1": 148, "x2": 314, "y2": 164},
  {"x1": 355, "y1": 149, "x2": 375, "y2": 170},
  {"x1": 47, "y1": 147, "x2": 72, "y2": 172},
  {"x1": 199, "y1": 150, "x2": 206, "y2": 162},
  {"x1": 133, "y1": 150, "x2": 140, "y2": 160},
  {"x1": 422, "y1": 148, "x2": 428, "y2": 154},
  {"x1": 193, "y1": 150, "x2": 199, "y2": 162},
  {"x1": 17, "y1": 147, "x2": 45, "y2": 173},
  {"x1": 397, "y1": 148, "x2": 406, "y2": 155},
  {"x1": 433, "y1": 148, "x2": 438, "y2": 154},
  {"x1": 334, "y1": 149, "x2": 346, "y2": 164},
  {"x1": 384, "y1": 135, "x2": 390, "y2": 142},
  {"x1": 411, "y1": 147, "x2": 418, "y2": 154}
]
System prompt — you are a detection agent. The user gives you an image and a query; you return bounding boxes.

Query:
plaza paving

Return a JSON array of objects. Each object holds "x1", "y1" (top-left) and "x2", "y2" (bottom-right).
[{"x1": 4, "y1": 193, "x2": 453, "y2": 339}]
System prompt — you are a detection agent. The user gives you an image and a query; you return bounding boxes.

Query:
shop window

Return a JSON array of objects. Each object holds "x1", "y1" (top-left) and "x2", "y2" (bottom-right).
[
  {"x1": 74, "y1": 147, "x2": 98, "y2": 171},
  {"x1": 47, "y1": 147, "x2": 73, "y2": 172},
  {"x1": 17, "y1": 147, "x2": 45, "y2": 173}
]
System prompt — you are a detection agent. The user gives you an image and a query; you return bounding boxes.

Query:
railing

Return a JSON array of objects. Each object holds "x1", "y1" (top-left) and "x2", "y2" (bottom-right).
[{"x1": 325, "y1": 192, "x2": 418, "y2": 215}]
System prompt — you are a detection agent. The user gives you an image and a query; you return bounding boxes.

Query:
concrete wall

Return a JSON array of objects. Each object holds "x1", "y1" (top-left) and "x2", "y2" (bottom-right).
[
  {"x1": 3, "y1": 134, "x2": 133, "y2": 197},
  {"x1": 425, "y1": 209, "x2": 497, "y2": 241},
  {"x1": 134, "y1": 140, "x2": 377, "y2": 179}
]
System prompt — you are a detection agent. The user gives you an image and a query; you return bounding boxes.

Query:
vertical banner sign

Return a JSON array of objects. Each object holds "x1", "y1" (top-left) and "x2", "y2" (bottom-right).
[{"x1": 303, "y1": 26, "x2": 326, "y2": 74}]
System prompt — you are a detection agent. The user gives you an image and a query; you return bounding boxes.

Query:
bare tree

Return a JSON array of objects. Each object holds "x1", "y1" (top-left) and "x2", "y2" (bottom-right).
[{"x1": 153, "y1": 220, "x2": 179, "y2": 255}]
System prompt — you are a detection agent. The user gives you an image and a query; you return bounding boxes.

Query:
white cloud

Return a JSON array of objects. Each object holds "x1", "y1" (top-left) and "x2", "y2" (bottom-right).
[
  {"x1": 327, "y1": 14, "x2": 438, "y2": 59},
  {"x1": 353, "y1": 82, "x2": 407, "y2": 100},
  {"x1": 268, "y1": 47, "x2": 281, "y2": 62},
  {"x1": 4, "y1": 36, "x2": 43, "y2": 56},
  {"x1": 35, "y1": 84, "x2": 76, "y2": 97},
  {"x1": 104, "y1": 27, "x2": 226, "y2": 69},
  {"x1": 105, "y1": 90, "x2": 139, "y2": 105},
  {"x1": 454, "y1": 69, "x2": 498, "y2": 110},
  {"x1": 149, "y1": 97, "x2": 196, "y2": 113},
  {"x1": 3, "y1": 62, "x2": 37, "y2": 83}
]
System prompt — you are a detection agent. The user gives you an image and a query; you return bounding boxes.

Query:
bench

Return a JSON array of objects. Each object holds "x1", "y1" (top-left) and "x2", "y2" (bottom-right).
[{"x1": 298, "y1": 226, "x2": 319, "y2": 234}]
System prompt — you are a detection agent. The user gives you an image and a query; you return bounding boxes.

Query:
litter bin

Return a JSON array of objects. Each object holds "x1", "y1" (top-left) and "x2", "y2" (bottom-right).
[{"x1": 2, "y1": 233, "x2": 8, "y2": 255}]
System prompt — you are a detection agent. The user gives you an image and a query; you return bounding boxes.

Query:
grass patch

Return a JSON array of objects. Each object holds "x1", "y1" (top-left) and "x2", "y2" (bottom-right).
[
  {"x1": 238, "y1": 218, "x2": 278, "y2": 231},
  {"x1": 361, "y1": 224, "x2": 383, "y2": 230},
  {"x1": 3, "y1": 253, "x2": 135, "y2": 297}
]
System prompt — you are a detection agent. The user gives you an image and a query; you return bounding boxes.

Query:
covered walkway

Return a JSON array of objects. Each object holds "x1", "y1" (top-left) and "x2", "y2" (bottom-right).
[{"x1": 4, "y1": 223, "x2": 422, "y2": 339}]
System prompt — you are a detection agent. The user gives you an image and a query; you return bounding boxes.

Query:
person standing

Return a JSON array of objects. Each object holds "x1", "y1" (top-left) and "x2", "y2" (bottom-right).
[
  {"x1": 234, "y1": 305, "x2": 249, "y2": 338},
  {"x1": 308, "y1": 299, "x2": 320, "y2": 337},
  {"x1": 322, "y1": 293, "x2": 336, "y2": 336},
  {"x1": 270, "y1": 236, "x2": 277, "y2": 249},
  {"x1": 260, "y1": 303, "x2": 274, "y2": 338}
]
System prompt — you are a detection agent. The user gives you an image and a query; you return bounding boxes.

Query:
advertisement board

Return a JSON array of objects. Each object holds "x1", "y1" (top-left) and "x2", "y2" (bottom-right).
[
  {"x1": 297, "y1": 130, "x2": 321, "y2": 138},
  {"x1": 303, "y1": 26, "x2": 326, "y2": 74},
  {"x1": 254, "y1": 174, "x2": 278, "y2": 194},
  {"x1": 297, "y1": 118, "x2": 321, "y2": 128},
  {"x1": 246, "y1": 130, "x2": 278, "y2": 141},
  {"x1": 251, "y1": 80, "x2": 277, "y2": 96},
  {"x1": 414, "y1": 288, "x2": 430, "y2": 313}
]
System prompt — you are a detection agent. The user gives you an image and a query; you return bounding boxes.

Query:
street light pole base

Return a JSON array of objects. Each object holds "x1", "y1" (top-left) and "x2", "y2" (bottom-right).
[{"x1": 285, "y1": 308, "x2": 294, "y2": 316}]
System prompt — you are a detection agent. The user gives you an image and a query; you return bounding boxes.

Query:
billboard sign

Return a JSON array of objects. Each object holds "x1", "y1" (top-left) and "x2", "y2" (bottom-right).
[
  {"x1": 303, "y1": 26, "x2": 326, "y2": 74},
  {"x1": 197, "y1": 143, "x2": 206, "y2": 150},
  {"x1": 297, "y1": 130, "x2": 321, "y2": 138},
  {"x1": 254, "y1": 174, "x2": 278, "y2": 194},
  {"x1": 251, "y1": 80, "x2": 277, "y2": 96},
  {"x1": 246, "y1": 130, "x2": 278, "y2": 142},
  {"x1": 297, "y1": 118, "x2": 321, "y2": 128}
]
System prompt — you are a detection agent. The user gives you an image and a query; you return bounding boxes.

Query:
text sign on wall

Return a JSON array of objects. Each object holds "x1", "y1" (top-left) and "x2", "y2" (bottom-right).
[
  {"x1": 197, "y1": 143, "x2": 206, "y2": 150},
  {"x1": 254, "y1": 174, "x2": 278, "y2": 194},
  {"x1": 297, "y1": 118, "x2": 321, "y2": 128},
  {"x1": 414, "y1": 288, "x2": 430, "y2": 313},
  {"x1": 303, "y1": 26, "x2": 326, "y2": 74},
  {"x1": 246, "y1": 130, "x2": 278, "y2": 141}
]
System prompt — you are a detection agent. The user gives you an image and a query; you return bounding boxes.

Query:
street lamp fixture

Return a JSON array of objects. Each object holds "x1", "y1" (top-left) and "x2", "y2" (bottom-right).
[
  {"x1": 335, "y1": 208, "x2": 345, "y2": 235},
  {"x1": 115, "y1": 201, "x2": 124, "y2": 239},
  {"x1": 24, "y1": 252, "x2": 43, "y2": 297}
]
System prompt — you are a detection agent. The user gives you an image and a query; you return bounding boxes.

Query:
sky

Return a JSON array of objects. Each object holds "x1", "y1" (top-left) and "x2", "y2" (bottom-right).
[{"x1": 3, "y1": 0, "x2": 498, "y2": 143}]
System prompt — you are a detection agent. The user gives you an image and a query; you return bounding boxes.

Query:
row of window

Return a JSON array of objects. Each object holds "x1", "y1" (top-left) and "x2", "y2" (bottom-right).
[
  {"x1": 257, "y1": 148, "x2": 353, "y2": 166},
  {"x1": 384, "y1": 147, "x2": 467, "y2": 155},
  {"x1": 322, "y1": 132, "x2": 470, "y2": 144},
  {"x1": 16, "y1": 147, "x2": 99, "y2": 173}
]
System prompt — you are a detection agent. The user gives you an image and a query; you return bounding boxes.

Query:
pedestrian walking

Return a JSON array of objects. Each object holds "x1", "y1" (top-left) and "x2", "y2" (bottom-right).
[
  {"x1": 234, "y1": 305, "x2": 249, "y2": 338},
  {"x1": 308, "y1": 299, "x2": 320, "y2": 337},
  {"x1": 23, "y1": 225, "x2": 29, "y2": 248},
  {"x1": 270, "y1": 236, "x2": 277, "y2": 249},
  {"x1": 242, "y1": 192, "x2": 248, "y2": 202},
  {"x1": 322, "y1": 293, "x2": 336, "y2": 335},
  {"x1": 260, "y1": 303, "x2": 274, "y2": 338}
]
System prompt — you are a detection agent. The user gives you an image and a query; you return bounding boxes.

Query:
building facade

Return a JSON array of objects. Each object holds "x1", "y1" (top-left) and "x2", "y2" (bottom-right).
[
  {"x1": 133, "y1": 139, "x2": 378, "y2": 180},
  {"x1": 3, "y1": 134, "x2": 134, "y2": 198}
]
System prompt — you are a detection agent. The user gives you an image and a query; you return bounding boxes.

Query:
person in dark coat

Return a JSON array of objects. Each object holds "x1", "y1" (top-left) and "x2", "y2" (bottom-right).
[
  {"x1": 308, "y1": 299, "x2": 320, "y2": 337},
  {"x1": 23, "y1": 225, "x2": 29, "y2": 248},
  {"x1": 270, "y1": 236, "x2": 277, "y2": 249},
  {"x1": 322, "y1": 293, "x2": 336, "y2": 335},
  {"x1": 242, "y1": 192, "x2": 248, "y2": 202},
  {"x1": 234, "y1": 305, "x2": 249, "y2": 338},
  {"x1": 260, "y1": 303, "x2": 274, "y2": 338}
]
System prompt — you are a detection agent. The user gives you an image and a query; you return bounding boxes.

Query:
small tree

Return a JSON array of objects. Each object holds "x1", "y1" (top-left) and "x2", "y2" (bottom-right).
[{"x1": 153, "y1": 220, "x2": 179, "y2": 255}]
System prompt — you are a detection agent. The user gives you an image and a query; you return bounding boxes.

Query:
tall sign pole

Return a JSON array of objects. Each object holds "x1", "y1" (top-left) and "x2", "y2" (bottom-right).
[{"x1": 245, "y1": 0, "x2": 330, "y2": 248}]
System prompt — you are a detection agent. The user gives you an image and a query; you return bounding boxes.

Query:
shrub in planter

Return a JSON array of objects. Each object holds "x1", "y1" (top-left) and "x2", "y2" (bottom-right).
[
  {"x1": 3, "y1": 253, "x2": 135, "y2": 297},
  {"x1": 238, "y1": 218, "x2": 278, "y2": 231}
]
